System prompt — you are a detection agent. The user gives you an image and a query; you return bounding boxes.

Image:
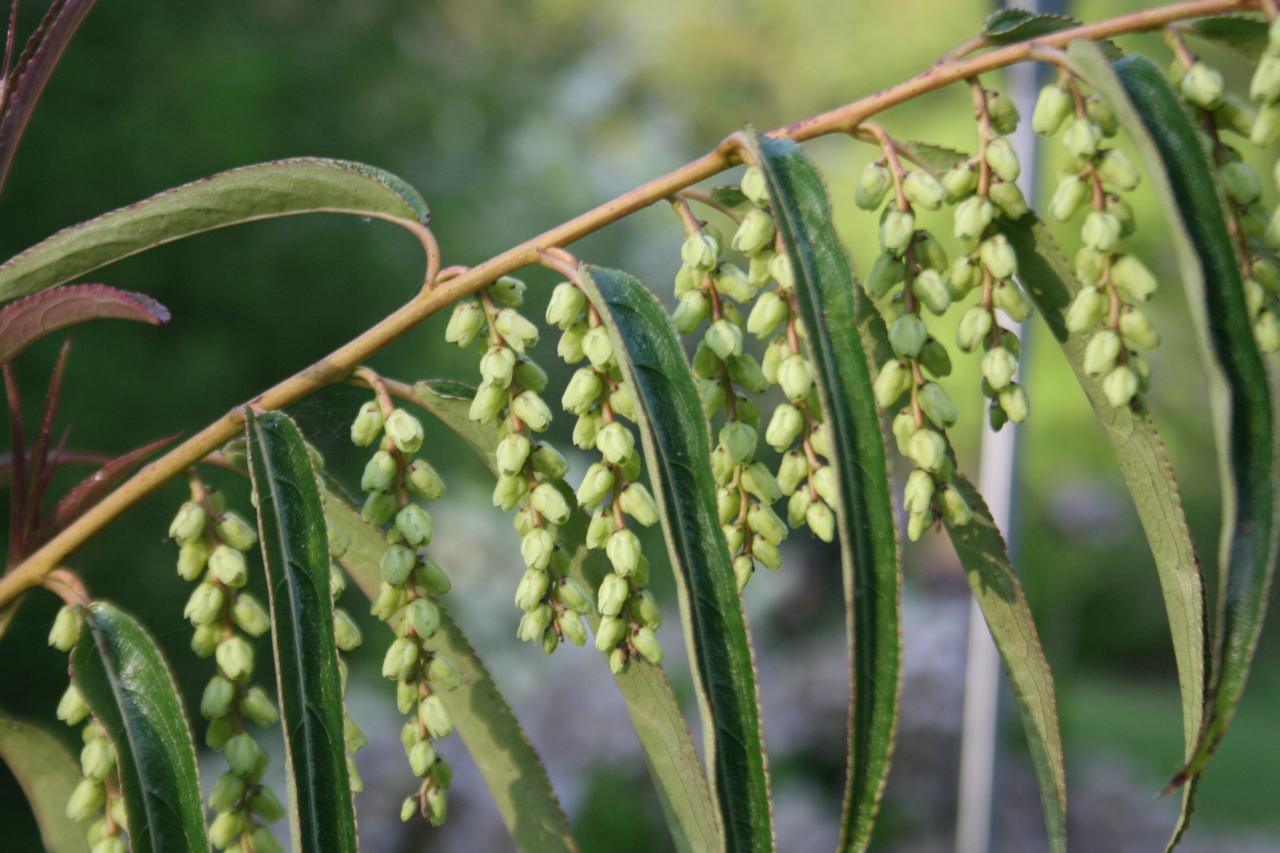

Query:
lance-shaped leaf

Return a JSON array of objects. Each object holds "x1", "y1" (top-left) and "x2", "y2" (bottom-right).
[
  {"x1": 576, "y1": 264, "x2": 772, "y2": 852},
  {"x1": 748, "y1": 131, "x2": 900, "y2": 853},
  {"x1": 0, "y1": 158, "x2": 431, "y2": 302},
  {"x1": 1003, "y1": 218, "x2": 1206, "y2": 783},
  {"x1": 20, "y1": 339, "x2": 72, "y2": 555},
  {"x1": 394, "y1": 379, "x2": 722, "y2": 852},
  {"x1": 0, "y1": 0, "x2": 97, "y2": 192},
  {"x1": 46, "y1": 434, "x2": 178, "y2": 536},
  {"x1": 0, "y1": 716, "x2": 90, "y2": 853},
  {"x1": 0, "y1": 284, "x2": 169, "y2": 366},
  {"x1": 71, "y1": 601, "x2": 207, "y2": 853},
  {"x1": 854, "y1": 240, "x2": 1070, "y2": 849},
  {"x1": 943, "y1": 475, "x2": 1067, "y2": 850},
  {"x1": 244, "y1": 409, "x2": 357, "y2": 852},
  {"x1": 1070, "y1": 40, "x2": 1277, "y2": 800},
  {"x1": 320, "y1": 495, "x2": 579, "y2": 853}
]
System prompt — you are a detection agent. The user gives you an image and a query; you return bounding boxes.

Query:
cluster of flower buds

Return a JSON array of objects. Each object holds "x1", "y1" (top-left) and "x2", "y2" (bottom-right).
[
  {"x1": 448, "y1": 275, "x2": 593, "y2": 654},
  {"x1": 350, "y1": 398, "x2": 455, "y2": 826},
  {"x1": 546, "y1": 276, "x2": 662, "y2": 671},
  {"x1": 49, "y1": 608, "x2": 129, "y2": 853},
  {"x1": 325, "y1": 526, "x2": 369, "y2": 795},
  {"x1": 167, "y1": 485, "x2": 284, "y2": 852},
  {"x1": 1163, "y1": 38, "x2": 1248, "y2": 145},
  {"x1": 1209, "y1": 149, "x2": 1280, "y2": 353},
  {"x1": 1165, "y1": 40, "x2": 1280, "y2": 356},
  {"x1": 1248, "y1": 18, "x2": 1280, "y2": 144},
  {"x1": 858, "y1": 137, "x2": 975, "y2": 540},
  {"x1": 669, "y1": 181, "x2": 814, "y2": 588},
  {"x1": 1251, "y1": 158, "x2": 1280, "y2": 353},
  {"x1": 1172, "y1": 16, "x2": 1280, "y2": 145},
  {"x1": 733, "y1": 168, "x2": 841, "y2": 585},
  {"x1": 1034, "y1": 75, "x2": 1159, "y2": 408},
  {"x1": 942, "y1": 86, "x2": 1032, "y2": 430}
]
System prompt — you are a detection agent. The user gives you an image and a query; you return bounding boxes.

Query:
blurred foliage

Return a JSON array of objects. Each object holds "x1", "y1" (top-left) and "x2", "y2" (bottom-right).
[{"x1": 2, "y1": 0, "x2": 1279, "y2": 848}]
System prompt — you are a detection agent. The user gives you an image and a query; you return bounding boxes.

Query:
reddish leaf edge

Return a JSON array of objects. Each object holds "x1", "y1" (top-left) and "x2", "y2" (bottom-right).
[{"x1": 0, "y1": 283, "x2": 170, "y2": 366}]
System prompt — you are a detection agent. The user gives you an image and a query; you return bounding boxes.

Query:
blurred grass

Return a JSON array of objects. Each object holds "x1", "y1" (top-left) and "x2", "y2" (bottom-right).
[{"x1": 1063, "y1": 652, "x2": 1280, "y2": 827}]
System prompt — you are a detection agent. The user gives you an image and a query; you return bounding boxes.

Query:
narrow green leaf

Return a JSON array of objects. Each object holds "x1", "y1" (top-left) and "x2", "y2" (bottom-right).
[
  {"x1": 71, "y1": 601, "x2": 208, "y2": 853},
  {"x1": 1184, "y1": 14, "x2": 1269, "y2": 61},
  {"x1": 0, "y1": 717, "x2": 91, "y2": 853},
  {"x1": 753, "y1": 129, "x2": 1071, "y2": 850},
  {"x1": 1003, "y1": 217, "x2": 1207, "y2": 773},
  {"x1": 749, "y1": 132, "x2": 902, "y2": 852},
  {"x1": 1071, "y1": 40, "x2": 1277, "y2": 794},
  {"x1": 576, "y1": 265, "x2": 773, "y2": 852},
  {"x1": 393, "y1": 380, "x2": 723, "y2": 852},
  {"x1": 320, "y1": 495, "x2": 580, "y2": 853},
  {"x1": 944, "y1": 477, "x2": 1067, "y2": 850},
  {"x1": 244, "y1": 409, "x2": 357, "y2": 853},
  {"x1": 0, "y1": 158, "x2": 430, "y2": 302},
  {"x1": 848, "y1": 218, "x2": 1071, "y2": 847}
]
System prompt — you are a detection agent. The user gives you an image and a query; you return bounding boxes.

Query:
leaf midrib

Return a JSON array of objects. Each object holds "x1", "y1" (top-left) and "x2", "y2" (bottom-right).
[
  {"x1": 85, "y1": 611, "x2": 165, "y2": 850},
  {"x1": 252, "y1": 417, "x2": 329, "y2": 848}
]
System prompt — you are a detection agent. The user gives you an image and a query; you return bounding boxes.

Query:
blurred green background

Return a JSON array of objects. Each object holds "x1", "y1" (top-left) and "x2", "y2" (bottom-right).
[{"x1": 2, "y1": 0, "x2": 1279, "y2": 850}]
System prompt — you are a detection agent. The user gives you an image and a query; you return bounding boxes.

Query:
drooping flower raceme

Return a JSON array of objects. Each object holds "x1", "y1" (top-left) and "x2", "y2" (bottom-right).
[
  {"x1": 350, "y1": 399, "x2": 455, "y2": 826},
  {"x1": 48, "y1": 607, "x2": 131, "y2": 853},
  {"x1": 1035, "y1": 75, "x2": 1160, "y2": 407},
  {"x1": 168, "y1": 484, "x2": 285, "y2": 852},
  {"x1": 446, "y1": 276, "x2": 594, "y2": 655},
  {"x1": 547, "y1": 275, "x2": 663, "y2": 671}
]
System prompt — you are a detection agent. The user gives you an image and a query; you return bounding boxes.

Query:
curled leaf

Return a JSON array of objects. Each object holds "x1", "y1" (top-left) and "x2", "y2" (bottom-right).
[
  {"x1": 0, "y1": 284, "x2": 170, "y2": 366},
  {"x1": 1070, "y1": 41, "x2": 1276, "y2": 846},
  {"x1": 0, "y1": 158, "x2": 431, "y2": 302},
  {"x1": 1003, "y1": 217, "x2": 1206, "y2": 791}
]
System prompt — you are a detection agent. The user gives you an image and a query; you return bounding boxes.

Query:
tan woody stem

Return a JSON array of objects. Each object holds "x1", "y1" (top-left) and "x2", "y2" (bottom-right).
[{"x1": 0, "y1": 0, "x2": 1257, "y2": 608}]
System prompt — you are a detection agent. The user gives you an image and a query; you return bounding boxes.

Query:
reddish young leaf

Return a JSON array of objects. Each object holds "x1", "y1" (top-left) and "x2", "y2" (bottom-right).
[
  {"x1": 43, "y1": 433, "x2": 177, "y2": 537},
  {"x1": 0, "y1": 0, "x2": 98, "y2": 192},
  {"x1": 24, "y1": 339, "x2": 73, "y2": 537},
  {"x1": 0, "y1": 284, "x2": 169, "y2": 365},
  {"x1": 0, "y1": 450, "x2": 109, "y2": 488},
  {"x1": 3, "y1": 362, "x2": 24, "y2": 563}
]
